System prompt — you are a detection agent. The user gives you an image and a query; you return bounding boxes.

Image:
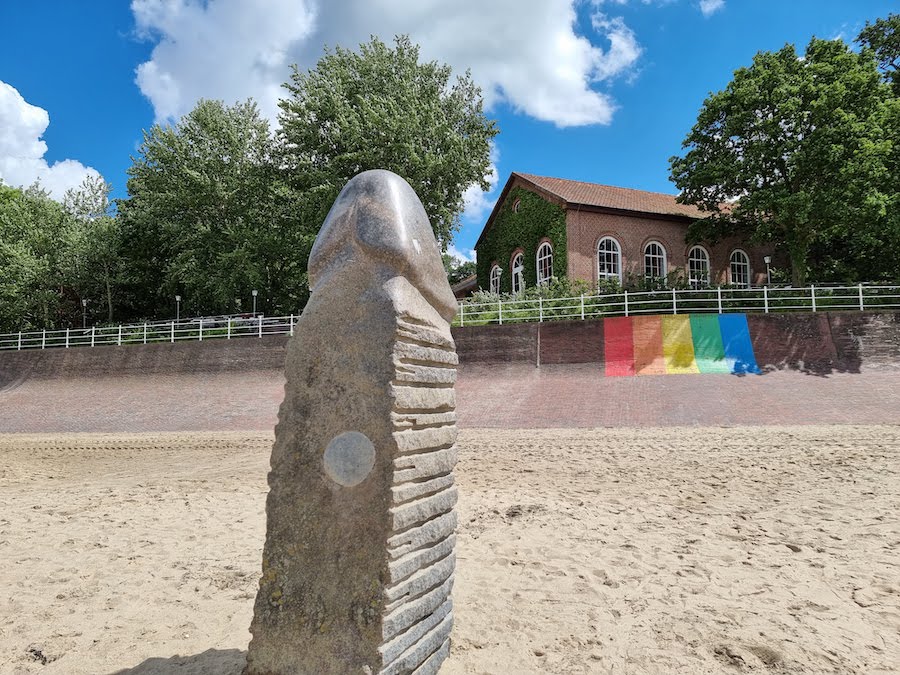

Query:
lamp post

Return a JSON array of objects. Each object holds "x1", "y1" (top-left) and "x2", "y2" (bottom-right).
[
  {"x1": 82, "y1": 298, "x2": 88, "y2": 329},
  {"x1": 763, "y1": 256, "x2": 772, "y2": 286},
  {"x1": 175, "y1": 294, "x2": 181, "y2": 322},
  {"x1": 252, "y1": 289, "x2": 258, "y2": 316}
]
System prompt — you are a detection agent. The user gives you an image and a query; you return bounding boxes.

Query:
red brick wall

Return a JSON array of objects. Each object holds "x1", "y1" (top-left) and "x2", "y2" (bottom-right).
[
  {"x1": 452, "y1": 312, "x2": 900, "y2": 372},
  {"x1": 0, "y1": 336, "x2": 289, "y2": 386},
  {"x1": 748, "y1": 313, "x2": 838, "y2": 370},
  {"x1": 2, "y1": 312, "x2": 895, "y2": 389},
  {"x1": 822, "y1": 312, "x2": 900, "y2": 371},
  {"x1": 565, "y1": 209, "x2": 771, "y2": 286},
  {"x1": 453, "y1": 323, "x2": 539, "y2": 365},
  {"x1": 538, "y1": 320, "x2": 604, "y2": 365}
]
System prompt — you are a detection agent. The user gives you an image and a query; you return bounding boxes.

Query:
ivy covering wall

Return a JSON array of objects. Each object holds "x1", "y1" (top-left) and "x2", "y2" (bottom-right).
[{"x1": 475, "y1": 187, "x2": 567, "y2": 293}]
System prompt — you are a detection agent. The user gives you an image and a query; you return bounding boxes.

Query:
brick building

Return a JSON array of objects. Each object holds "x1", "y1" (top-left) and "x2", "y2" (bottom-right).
[{"x1": 475, "y1": 172, "x2": 772, "y2": 293}]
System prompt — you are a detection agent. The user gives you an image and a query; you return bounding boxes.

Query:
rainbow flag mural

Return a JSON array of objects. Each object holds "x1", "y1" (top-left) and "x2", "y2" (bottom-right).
[{"x1": 604, "y1": 314, "x2": 760, "y2": 376}]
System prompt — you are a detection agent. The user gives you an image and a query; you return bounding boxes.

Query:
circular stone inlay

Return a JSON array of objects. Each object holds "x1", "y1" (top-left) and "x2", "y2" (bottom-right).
[{"x1": 322, "y1": 431, "x2": 376, "y2": 487}]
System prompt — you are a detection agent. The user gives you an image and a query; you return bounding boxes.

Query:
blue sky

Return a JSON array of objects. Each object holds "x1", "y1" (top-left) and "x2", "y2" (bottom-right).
[{"x1": 0, "y1": 0, "x2": 896, "y2": 260}]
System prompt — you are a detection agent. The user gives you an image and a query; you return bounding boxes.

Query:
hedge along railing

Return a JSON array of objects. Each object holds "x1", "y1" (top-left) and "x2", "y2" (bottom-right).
[
  {"x1": 453, "y1": 284, "x2": 900, "y2": 327},
  {"x1": 0, "y1": 315, "x2": 298, "y2": 351}
]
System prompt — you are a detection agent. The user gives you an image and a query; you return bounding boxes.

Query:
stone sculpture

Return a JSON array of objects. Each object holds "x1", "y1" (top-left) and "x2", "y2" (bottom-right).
[{"x1": 245, "y1": 170, "x2": 459, "y2": 675}]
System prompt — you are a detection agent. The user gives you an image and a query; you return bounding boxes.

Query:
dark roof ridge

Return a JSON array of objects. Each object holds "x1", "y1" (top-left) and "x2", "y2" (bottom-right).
[{"x1": 513, "y1": 171, "x2": 683, "y2": 201}]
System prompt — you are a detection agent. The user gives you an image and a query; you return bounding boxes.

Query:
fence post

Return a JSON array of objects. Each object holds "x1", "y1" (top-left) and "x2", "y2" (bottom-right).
[
  {"x1": 227, "y1": 317, "x2": 232, "y2": 339},
  {"x1": 498, "y1": 300, "x2": 503, "y2": 325},
  {"x1": 580, "y1": 294, "x2": 585, "y2": 320},
  {"x1": 143, "y1": 323, "x2": 147, "y2": 344},
  {"x1": 17, "y1": 332, "x2": 21, "y2": 351},
  {"x1": 624, "y1": 290, "x2": 629, "y2": 317},
  {"x1": 258, "y1": 316, "x2": 263, "y2": 338},
  {"x1": 539, "y1": 297, "x2": 543, "y2": 322},
  {"x1": 763, "y1": 285, "x2": 769, "y2": 313},
  {"x1": 171, "y1": 321, "x2": 175, "y2": 343},
  {"x1": 459, "y1": 305, "x2": 464, "y2": 327},
  {"x1": 811, "y1": 284, "x2": 816, "y2": 312},
  {"x1": 858, "y1": 283, "x2": 864, "y2": 311},
  {"x1": 118, "y1": 325, "x2": 122, "y2": 346},
  {"x1": 672, "y1": 288, "x2": 677, "y2": 315},
  {"x1": 289, "y1": 314, "x2": 295, "y2": 337},
  {"x1": 92, "y1": 327, "x2": 95, "y2": 347},
  {"x1": 199, "y1": 318, "x2": 203, "y2": 342},
  {"x1": 42, "y1": 329, "x2": 46, "y2": 349},
  {"x1": 717, "y1": 287, "x2": 723, "y2": 314},
  {"x1": 65, "y1": 328, "x2": 70, "y2": 348}
]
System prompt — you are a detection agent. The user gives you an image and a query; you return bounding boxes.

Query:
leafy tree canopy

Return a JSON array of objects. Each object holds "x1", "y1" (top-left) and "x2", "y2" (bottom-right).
[
  {"x1": 0, "y1": 184, "x2": 73, "y2": 330},
  {"x1": 442, "y1": 254, "x2": 476, "y2": 285},
  {"x1": 62, "y1": 175, "x2": 122, "y2": 322},
  {"x1": 858, "y1": 13, "x2": 900, "y2": 94},
  {"x1": 670, "y1": 37, "x2": 896, "y2": 284},
  {"x1": 278, "y1": 35, "x2": 498, "y2": 248},
  {"x1": 117, "y1": 99, "x2": 314, "y2": 319}
]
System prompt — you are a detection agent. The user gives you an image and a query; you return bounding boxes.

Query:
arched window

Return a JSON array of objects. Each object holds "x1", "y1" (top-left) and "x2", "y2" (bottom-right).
[
  {"x1": 688, "y1": 246, "x2": 710, "y2": 289},
  {"x1": 511, "y1": 252, "x2": 524, "y2": 294},
  {"x1": 512, "y1": 198, "x2": 521, "y2": 213},
  {"x1": 536, "y1": 242, "x2": 553, "y2": 285},
  {"x1": 730, "y1": 250, "x2": 751, "y2": 288},
  {"x1": 643, "y1": 241, "x2": 667, "y2": 282},
  {"x1": 489, "y1": 264, "x2": 502, "y2": 294},
  {"x1": 597, "y1": 237, "x2": 622, "y2": 284}
]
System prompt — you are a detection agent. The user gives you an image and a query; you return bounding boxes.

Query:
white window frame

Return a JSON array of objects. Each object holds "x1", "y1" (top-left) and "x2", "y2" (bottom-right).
[
  {"x1": 643, "y1": 241, "x2": 667, "y2": 283},
  {"x1": 688, "y1": 246, "x2": 710, "y2": 289},
  {"x1": 730, "y1": 249, "x2": 751, "y2": 288},
  {"x1": 597, "y1": 236, "x2": 622, "y2": 284},
  {"x1": 536, "y1": 242, "x2": 553, "y2": 285},
  {"x1": 511, "y1": 252, "x2": 524, "y2": 294},
  {"x1": 489, "y1": 264, "x2": 502, "y2": 293}
]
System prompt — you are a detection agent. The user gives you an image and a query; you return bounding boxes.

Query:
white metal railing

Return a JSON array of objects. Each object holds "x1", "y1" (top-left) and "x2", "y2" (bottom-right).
[
  {"x1": 453, "y1": 284, "x2": 900, "y2": 327},
  {"x1": 3, "y1": 284, "x2": 899, "y2": 350},
  {"x1": 0, "y1": 314, "x2": 298, "y2": 352}
]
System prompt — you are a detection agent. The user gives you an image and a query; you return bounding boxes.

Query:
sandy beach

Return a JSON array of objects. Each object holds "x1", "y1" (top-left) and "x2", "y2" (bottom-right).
[{"x1": 1, "y1": 426, "x2": 899, "y2": 674}]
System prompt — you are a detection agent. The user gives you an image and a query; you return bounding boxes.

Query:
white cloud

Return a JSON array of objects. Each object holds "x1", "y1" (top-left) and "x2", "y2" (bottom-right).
[
  {"x1": 0, "y1": 81, "x2": 100, "y2": 200},
  {"x1": 447, "y1": 244, "x2": 476, "y2": 263},
  {"x1": 131, "y1": 0, "x2": 644, "y2": 128},
  {"x1": 594, "y1": 0, "x2": 719, "y2": 15},
  {"x1": 132, "y1": 0, "x2": 317, "y2": 124},
  {"x1": 699, "y1": 0, "x2": 725, "y2": 17},
  {"x1": 590, "y1": 13, "x2": 642, "y2": 81},
  {"x1": 461, "y1": 142, "x2": 500, "y2": 225}
]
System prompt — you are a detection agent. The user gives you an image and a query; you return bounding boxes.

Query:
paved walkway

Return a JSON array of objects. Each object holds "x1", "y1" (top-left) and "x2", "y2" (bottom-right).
[
  {"x1": 1, "y1": 364, "x2": 898, "y2": 433},
  {"x1": 456, "y1": 364, "x2": 900, "y2": 427}
]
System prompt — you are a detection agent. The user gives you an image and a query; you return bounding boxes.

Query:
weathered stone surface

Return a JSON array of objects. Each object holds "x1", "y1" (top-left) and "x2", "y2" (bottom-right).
[
  {"x1": 393, "y1": 446, "x2": 458, "y2": 483},
  {"x1": 379, "y1": 599, "x2": 453, "y2": 668},
  {"x1": 392, "y1": 385, "x2": 456, "y2": 413},
  {"x1": 387, "y1": 511, "x2": 458, "y2": 560},
  {"x1": 244, "y1": 170, "x2": 459, "y2": 675},
  {"x1": 390, "y1": 473, "x2": 456, "y2": 505},
  {"x1": 388, "y1": 535, "x2": 457, "y2": 584}
]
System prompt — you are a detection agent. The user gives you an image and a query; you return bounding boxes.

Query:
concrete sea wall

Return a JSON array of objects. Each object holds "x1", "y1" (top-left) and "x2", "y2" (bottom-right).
[{"x1": 1, "y1": 311, "x2": 898, "y2": 432}]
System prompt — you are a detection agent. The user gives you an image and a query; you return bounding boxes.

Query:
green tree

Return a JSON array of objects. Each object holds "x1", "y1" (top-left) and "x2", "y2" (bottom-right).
[
  {"x1": 62, "y1": 175, "x2": 122, "y2": 323},
  {"x1": 278, "y1": 35, "x2": 498, "y2": 248},
  {"x1": 0, "y1": 184, "x2": 72, "y2": 330},
  {"x1": 669, "y1": 38, "x2": 893, "y2": 284},
  {"x1": 858, "y1": 13, "x2": 900, "y2": 94},
  {"x1": 117, "y1": 99, "x2": 312, "y2": 319},
  {"x1": 442, "y1": 254, "x2": 476, "y2": 285}
]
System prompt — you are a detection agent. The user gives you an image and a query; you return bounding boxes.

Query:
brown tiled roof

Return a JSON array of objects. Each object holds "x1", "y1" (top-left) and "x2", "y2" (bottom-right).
[{"x1": 515, "y1": 172, "x2": 707, "y2": 219}]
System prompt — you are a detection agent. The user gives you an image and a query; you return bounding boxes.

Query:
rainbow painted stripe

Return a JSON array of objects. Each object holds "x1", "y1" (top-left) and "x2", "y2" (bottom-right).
[{"x1": 604, "y1": 314, "x2": 760, "y2": 376}]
